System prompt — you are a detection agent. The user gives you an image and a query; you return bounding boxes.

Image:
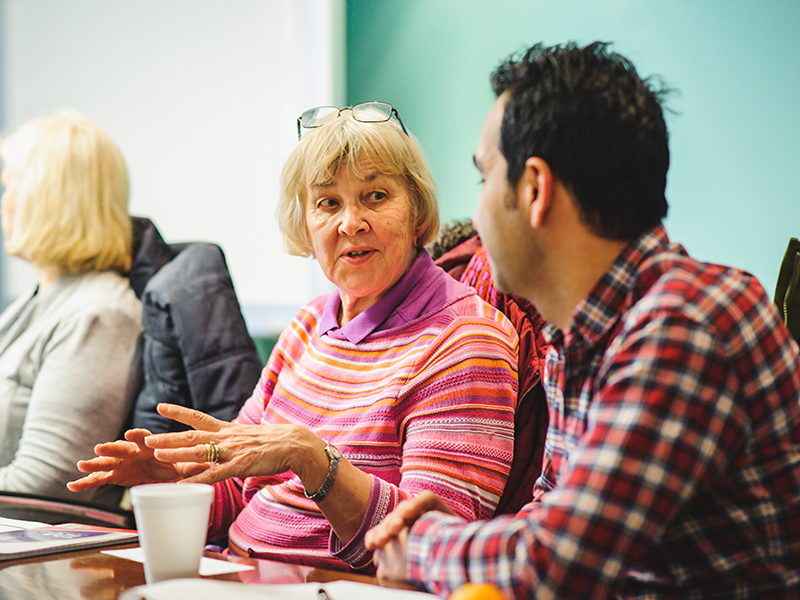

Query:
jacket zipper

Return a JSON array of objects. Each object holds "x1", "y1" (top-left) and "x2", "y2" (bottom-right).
[{"x1": 783, "y1": 250, "x2": 800, "y2": 327}]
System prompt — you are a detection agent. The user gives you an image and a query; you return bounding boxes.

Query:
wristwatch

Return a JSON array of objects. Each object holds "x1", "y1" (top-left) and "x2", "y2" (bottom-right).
[{"x1": 304, "y1": 441, "x2": 341, "y2": 502}]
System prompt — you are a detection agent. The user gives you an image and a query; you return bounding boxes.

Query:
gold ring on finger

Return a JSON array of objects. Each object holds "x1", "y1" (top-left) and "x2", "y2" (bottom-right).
[{"x1": 205, "y1": 441, "x2": 219, "y2": 463}]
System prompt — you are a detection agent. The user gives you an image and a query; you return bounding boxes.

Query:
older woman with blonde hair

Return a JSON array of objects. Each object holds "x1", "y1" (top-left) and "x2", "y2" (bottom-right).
[
  {"x1": 0, "y1": 111, "x2": 142, "y2": 507},
  {"x1": 70, "y1": 102, "x2": 518, "y2": 570}
]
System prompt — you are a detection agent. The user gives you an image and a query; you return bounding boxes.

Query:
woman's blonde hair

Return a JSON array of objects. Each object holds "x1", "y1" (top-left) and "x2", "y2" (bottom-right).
[
  {"x1": 278, "y1": 109, "x2": 439, "y2": 257},
  {"x1": 0, "y1": 111, "x2": 132, "y2": 273}
]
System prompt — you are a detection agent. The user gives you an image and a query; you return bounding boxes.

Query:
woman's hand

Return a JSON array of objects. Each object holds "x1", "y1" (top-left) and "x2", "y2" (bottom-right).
[
  {"x1": 147, "y1": 404, "x2": 374, "y2": 546},
  {"x1": 68, "y1": 403, "x2": 320, "y2": 493},
  {"x1": 139, "y1": 403, "x2": 305, "y2": 485},
  {"x1": 67, "y1": 428, "x2": 184, "y2": 492}
]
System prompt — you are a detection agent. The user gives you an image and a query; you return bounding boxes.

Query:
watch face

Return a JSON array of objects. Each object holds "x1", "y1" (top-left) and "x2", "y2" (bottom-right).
[{"x1": 327, "y1": 443, "x2": 342, "y2": 460}]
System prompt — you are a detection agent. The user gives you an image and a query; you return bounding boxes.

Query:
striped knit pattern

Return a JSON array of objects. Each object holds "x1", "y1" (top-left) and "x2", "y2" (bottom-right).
[{"x1": 208, "y1": 291, "x2": 518, "y2": 570}]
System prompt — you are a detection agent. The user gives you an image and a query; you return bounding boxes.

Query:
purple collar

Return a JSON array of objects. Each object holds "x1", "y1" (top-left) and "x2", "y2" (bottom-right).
[{"x1": 317, "y1": 248, "x2": 466, "y2": 344}]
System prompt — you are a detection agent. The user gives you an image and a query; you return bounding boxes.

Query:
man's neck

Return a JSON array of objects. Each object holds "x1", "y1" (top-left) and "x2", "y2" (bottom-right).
[{"x1": 533, "y1": 231, "x2": 629, "y2": 331}]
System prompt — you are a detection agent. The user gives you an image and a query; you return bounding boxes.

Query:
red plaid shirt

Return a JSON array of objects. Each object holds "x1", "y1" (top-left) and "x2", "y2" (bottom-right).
[{"x1": 407, "y1": 225, "x2": 800, "y2": 599}]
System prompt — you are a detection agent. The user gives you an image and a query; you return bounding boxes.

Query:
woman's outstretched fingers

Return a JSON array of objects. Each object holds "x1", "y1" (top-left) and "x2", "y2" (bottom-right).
[
  {"x1": 124, "y1": 428, "x2": 154, "y2": 445},
  {"x1": 155, "y1": 403, "x2": 225, "y2": 431},
  {"x1": 67, "y1": 470, "x2": 112, "y2": 491},
  {"x1": 75, "y1": 456, "x2": 117, "y2": 473},
  {"x1": 149, "y1": 440, "x2": 218, "y2": 466},
  {"x1": 179, "y1": 461, "x2": 231, "y2": 484},
  {"x1": 71, "y1": 438, "x2": 139, "y2": 476}
]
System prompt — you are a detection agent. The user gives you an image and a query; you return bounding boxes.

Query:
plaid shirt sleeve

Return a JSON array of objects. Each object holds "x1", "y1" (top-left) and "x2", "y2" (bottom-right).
[{"x1": 405, "y1": 261, "x2": 800, "y2": 599}]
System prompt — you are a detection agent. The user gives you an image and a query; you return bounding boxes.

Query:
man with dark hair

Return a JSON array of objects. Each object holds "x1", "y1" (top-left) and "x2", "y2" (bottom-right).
[{"x1": 366, "y1": 41, "x2": 800, "y2": 599}]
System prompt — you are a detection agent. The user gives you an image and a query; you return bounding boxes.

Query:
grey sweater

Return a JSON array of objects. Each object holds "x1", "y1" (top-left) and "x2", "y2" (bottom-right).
[{"x1": 0, "y1": 270, "x2": 142, "y2": 507}]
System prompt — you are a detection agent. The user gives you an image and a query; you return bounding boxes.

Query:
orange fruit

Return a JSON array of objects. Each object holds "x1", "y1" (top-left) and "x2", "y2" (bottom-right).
[{"x1": 448, "y1": 582, "x2": 507, "y2": 600}]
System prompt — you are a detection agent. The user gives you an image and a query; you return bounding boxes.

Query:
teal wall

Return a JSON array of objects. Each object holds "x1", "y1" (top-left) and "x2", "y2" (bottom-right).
[{"x1": 346, "y1": 0, "x2": 800, "y2": 297}]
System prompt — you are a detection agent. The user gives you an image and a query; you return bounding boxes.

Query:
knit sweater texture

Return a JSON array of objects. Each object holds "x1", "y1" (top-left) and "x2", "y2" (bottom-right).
[{"x1": 208, "y1": 251, "x2": 518, "y2": 569}]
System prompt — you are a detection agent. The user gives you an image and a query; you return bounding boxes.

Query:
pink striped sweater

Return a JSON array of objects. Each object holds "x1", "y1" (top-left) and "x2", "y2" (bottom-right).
[{"x1": 208, "y1": 253, "x2": 518, "y2": 570}]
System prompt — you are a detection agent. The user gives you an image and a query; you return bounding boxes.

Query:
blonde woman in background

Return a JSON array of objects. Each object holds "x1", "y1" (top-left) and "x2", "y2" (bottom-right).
[{"x1": 0, "y1": 112, "x2": 142, "y2": 508}]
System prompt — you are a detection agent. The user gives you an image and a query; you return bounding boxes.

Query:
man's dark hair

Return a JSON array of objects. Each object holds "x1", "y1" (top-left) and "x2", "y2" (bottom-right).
[{"x1": 491, "y1": 41, "x2": 671, "y2": 240}]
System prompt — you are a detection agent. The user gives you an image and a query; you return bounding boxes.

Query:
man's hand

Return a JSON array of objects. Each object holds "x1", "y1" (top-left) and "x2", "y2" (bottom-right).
[
  {"x1": 366, "y1": 491, "x2": 454, "y2": 581},
  {"x1": 373, "y1": 527, "x2": 410, "y2": 582}
]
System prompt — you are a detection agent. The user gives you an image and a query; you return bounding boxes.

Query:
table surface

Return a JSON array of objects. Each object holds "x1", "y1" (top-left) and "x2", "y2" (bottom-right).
[
  {"x1": 0, "y1": 542, "x2": 393, "y2": 600},
  {"x1": 0, "y1": 493, "x2": 420, "y2": 599}
]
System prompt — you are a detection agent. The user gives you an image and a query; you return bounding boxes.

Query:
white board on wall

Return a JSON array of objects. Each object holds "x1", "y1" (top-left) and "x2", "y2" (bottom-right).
[{"x1": 0, "y1": 0, "x2": 343, "y2": 335}]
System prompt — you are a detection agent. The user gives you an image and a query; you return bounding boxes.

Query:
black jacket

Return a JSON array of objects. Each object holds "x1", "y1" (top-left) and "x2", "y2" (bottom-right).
[
  {"x1": 127, "y1": 217, "x2": 262, "y2": 433},
  {"x1": 775, "y1": 237, "x2": 800, "y2": 344}
]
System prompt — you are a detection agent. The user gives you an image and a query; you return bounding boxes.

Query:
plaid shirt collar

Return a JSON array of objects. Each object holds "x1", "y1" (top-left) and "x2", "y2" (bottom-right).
[{"x1": 543, "y1": 224, "x2": 673, "y2": 350}]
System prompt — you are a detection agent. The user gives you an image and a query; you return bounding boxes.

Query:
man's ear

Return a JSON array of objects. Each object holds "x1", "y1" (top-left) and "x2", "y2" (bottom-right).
[{"x1": 518, "y1": 156, "x2": 554, "y2": 228}]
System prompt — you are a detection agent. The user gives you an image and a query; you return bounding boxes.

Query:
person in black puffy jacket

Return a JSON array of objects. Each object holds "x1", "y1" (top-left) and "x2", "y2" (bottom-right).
[{"x1": 126, "y1": 216, "x2": 262, "y2": 434}]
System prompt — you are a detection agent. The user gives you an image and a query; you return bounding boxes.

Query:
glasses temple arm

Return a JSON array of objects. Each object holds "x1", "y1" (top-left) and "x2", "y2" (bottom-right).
[{"x1": 392, "y1": 108, "x2": 408, "y2": 136}]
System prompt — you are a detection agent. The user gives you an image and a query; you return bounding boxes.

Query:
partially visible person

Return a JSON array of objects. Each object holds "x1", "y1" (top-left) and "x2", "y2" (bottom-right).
[
  {"x1": 0, "y1": 111, "x2": 142, "y2": 507},
  {"x1": 366, "y1": 42, "x2": 800, "y2": 599},
  {"x1": 426, "y1": 218, "x2": 477, "y2": 263},
  {"x1": 124, "y1": 215, "x2": 264, "y2": 435},
  {"x1": 69, "y1": 101, "x2": 518, "y2": 570},
  {"x1": 431, "y1": 223, "x2": 549, "y2": 515}
]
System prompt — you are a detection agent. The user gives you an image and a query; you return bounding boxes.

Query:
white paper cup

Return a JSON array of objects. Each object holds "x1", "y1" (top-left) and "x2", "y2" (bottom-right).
[{"x1": 130, "y1": 483, "x2": 214, "y2": 584}]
